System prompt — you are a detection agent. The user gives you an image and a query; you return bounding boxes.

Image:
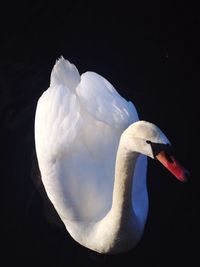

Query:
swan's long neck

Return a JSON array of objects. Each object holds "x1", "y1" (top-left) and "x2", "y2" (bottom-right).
[
  {"x1": 93, "y1": 137, "x2": 145, "y2": 253},
  {"x1": 112, "y1": 141, "x2": 138, "y2": 215},
  {"x1": 111, "y1": 136, "x2": 139, "y2": 223},
  {"x1": 67, "y1": 133, "x2": 147, "y2": 254}
]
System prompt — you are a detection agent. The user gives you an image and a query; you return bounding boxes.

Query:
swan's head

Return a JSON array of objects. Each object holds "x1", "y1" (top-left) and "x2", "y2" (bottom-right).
[{"x1": 122, "y1": 121, "x2": 189, "y2": 182}]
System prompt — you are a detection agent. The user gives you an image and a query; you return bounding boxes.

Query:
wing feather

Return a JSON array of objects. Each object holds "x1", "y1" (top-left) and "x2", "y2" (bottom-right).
[
  {"x1": 76, "y1": 72, "x2": 138, "y2": 130},
  {"x1": 35, "y1": 58, "x2": 139, "y2": 223}
]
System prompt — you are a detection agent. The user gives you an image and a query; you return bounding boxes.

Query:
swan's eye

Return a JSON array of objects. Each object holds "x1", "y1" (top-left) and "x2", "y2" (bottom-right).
[{"x1": 148, "y1": 142, "x2": 174, "y2": 162}]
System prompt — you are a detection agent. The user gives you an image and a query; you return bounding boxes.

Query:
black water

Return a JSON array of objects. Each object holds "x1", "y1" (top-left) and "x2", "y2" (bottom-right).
[{"x1": 1, "y1": 1, "x2": 199, "y2": 266}]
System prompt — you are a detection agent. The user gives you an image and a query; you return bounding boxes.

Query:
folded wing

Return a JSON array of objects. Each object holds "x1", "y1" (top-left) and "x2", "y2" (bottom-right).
[{"x1": 35, "y1": 58, "x2": 139, "y2": 223}]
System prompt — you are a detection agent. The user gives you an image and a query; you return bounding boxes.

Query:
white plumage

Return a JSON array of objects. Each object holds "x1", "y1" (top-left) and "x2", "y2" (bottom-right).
[{"x1": 35, "y1": 57, "x2": 187, "y2": 254}]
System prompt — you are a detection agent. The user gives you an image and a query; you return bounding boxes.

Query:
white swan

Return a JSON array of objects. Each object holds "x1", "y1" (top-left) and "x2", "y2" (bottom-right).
[{"x1": 34, "y1": 57, "x2": 188, "y2": 254}]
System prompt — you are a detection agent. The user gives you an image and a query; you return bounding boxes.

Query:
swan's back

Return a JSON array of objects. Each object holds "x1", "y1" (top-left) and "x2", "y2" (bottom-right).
[{"x1": 35, "y1": 57, "x2": 138, "y2": 223}]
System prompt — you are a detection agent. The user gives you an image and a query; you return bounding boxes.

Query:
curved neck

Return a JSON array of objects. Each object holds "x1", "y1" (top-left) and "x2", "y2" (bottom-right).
[
  {"x1": 66, "y1": 135, "x2": 147, "y2": 254},
  {"x1": 112, "y1": 138, "x2": 139, "y2": 218}
]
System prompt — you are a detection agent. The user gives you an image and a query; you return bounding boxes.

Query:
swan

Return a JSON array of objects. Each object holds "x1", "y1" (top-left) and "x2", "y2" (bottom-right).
[{"x1": 34, "y1": 57, "x2": 188, "y2": 254}]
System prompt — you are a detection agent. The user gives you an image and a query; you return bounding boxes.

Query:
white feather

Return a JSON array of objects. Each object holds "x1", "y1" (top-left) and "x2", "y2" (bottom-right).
[{"x1": 35, "y1": 58, "x2": 138, "y2": 223}]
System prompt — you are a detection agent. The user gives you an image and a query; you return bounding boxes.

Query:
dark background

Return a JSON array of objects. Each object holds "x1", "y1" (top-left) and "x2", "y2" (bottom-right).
[{"x1": 1, "y1": 1, "x2": 199, "y2": 266}]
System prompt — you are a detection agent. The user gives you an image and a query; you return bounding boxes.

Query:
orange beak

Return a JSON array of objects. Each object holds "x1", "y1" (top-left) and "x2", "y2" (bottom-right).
[{"x1": 156, "y1": 151, "x2": 189, "y2": 182}]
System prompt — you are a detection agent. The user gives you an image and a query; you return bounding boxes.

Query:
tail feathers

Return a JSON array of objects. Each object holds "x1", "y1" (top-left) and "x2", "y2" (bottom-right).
[{"x1": 50, "y1": 56, "x2": 81, "y2": 91}]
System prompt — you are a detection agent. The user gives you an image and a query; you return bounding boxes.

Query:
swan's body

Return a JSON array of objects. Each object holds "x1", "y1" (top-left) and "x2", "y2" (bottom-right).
[{"x1": 35, "y1": 57, "x2": 188, "y2": 254}]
